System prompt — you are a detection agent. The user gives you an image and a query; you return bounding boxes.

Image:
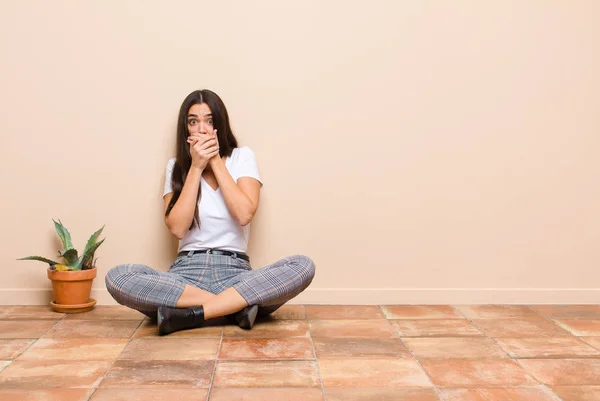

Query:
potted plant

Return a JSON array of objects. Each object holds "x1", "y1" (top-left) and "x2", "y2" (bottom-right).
[{"x1": 18, "y1": 219, "x2": 105, "y2": 313}]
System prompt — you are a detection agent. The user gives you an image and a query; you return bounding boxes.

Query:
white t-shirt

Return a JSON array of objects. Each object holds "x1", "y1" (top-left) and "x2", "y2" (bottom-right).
[{"x1": 163, "y1": 146, "x2": 262, "y2": 253}]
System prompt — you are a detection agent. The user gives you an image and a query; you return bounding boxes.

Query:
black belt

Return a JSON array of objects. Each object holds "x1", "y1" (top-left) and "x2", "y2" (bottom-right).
[{"x1": 178, "y1": 249, "x2": 250, "y2": 262}]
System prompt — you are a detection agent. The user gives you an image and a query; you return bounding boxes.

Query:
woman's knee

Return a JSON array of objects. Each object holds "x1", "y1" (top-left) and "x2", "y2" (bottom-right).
[
  {"x1": 104, "y1": 264, "x2": 132, "y2": 295},
  {"x1": 289, "y1": 255, "x2": 316, "y2": 283}
]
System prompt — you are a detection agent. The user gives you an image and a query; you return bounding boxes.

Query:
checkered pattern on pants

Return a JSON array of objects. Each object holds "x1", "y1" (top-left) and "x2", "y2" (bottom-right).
[{"x1": 105, "y1": 252, "x2": 315, "y2": 317}]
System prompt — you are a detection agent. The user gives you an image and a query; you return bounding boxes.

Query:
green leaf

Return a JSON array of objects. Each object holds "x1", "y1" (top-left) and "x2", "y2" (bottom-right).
[
  {"x1": 82, "y1": 226, "x2": 104, "y2": 259},
  {"x1": 70, "y1": 257, "x2": 83, "y2": 270},
  {"x1": 17, "y1": 256, "x2": 60, "y2": 266},
  {"x1": 81, "y1": 238, "x2": 105, "y2": 269},
  {"x1": 59, "y1": 248, "x2": 79, "y2": 266},
  {"x1": 53, "y1": 219, "x2": 73, "y2": 250}
]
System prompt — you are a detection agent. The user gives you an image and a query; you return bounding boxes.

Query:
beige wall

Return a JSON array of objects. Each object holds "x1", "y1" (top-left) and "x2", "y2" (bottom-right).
[{"x1": 1, "y1": 1, "x2": 599, "y2": 305}]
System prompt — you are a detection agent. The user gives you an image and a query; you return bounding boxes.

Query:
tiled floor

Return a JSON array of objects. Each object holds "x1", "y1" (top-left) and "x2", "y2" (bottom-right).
[{"x1": 0, "y1": 305, "x2": 599, "y2": 400}]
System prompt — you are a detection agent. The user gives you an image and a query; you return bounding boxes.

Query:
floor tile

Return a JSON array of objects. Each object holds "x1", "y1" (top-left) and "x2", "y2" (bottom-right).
[
  {"x1": 19, "y1": 338, "x2": 128, "y2": 360},
  {"x1": 263, "y1": 305, "x2": 306, "y2": 320},
  {"x1": 530, "y1": 305, "x2": 600, "y2": 319},
  {"x1": 403, "y1": 337, "x2": 509, "y2": 359},
  {"x1": 305, "y1": 305, "x2": 384, "y2": 319},
  {"x1": 325, "y1": 387, "x2": 437, "y2": 401},
  {"x1": 133, "y1": 319, "x2": 222, "y2": 338},
  {"x1": 118, "y1": 338, "x2": 219, "y2": 360},
  {"x1": 554, "y1": 319, "x2": 600, "y2": 336},
  {"x1": 319, "y1": 359, "x2": 432, "y2": 387},
  {"x1": 0, "y1": 360, "x2": 111, "y2": 388},
  {"x1": 209, "y1": 388, "x2": 325, "y2": 400},
  {"x1": 309, "y1": 319, "x2": 397, "y2": 338},
  {"x1": 219, "y1": 338, "x2": 314, "y2": 360},
  {"x1": 313, "y1": 338, "x2": 410, "y2": 359},
  {"x1": 581, "y1": 337, "x2": 600, "y2": 350},
  {"x1": 473, "y1": 317, "x2": 572, "y2": 338},
  {"x1": 552, "y1": 386, "x2": 600, "y2": 400},
  {"x1": 438, "y1": 387, "x2": 559, "y2": 400},
  {"x1": 224, "y1": 320, "x2": 309, "y2": 338},
  {"x1": 454, "y1": 305, "x2": 539, "y2": 319},
  {"x1": 0, "y1": 340, "x2": 34, "y2": 359},
  {"x1": 214, "y1": 361, "x2": 320, "y2": 387},
  {"x1": 0, "y1": 321, "x2": 58, "y2": 339},
  {"x1": 518, "y1": 359, "x2": 600, "y2": 385},
  {"x1": 381, "y1": 305, "x2": 463, "y2": 319},
  {"x1": 90, "y1": 388, "x2": 209, "y2": 401},
  {"x1": 43, "y1": 320, "x2": 141, "y2": 338},
  {"x1": 0, "y1": 389, "x2": 93, "y2": 401},
  {"x1": 64, "y1": 305, "x2": 146, "y2": 320},
  {"x1": 3, "y1": 303, "x2": 598, "y2": 398},
  {"x1": 495, "y1": 337, "x2": 600, "y2": 358},
  {"x1": 420, "y1": 359, "x2": 537, "y2": 387},
  {"x1": 391, "y1": 319, "x2": 482, "y2": 337},
  {"x1": 0, "y1": 306, "x2": 65, "y2": 320},
  {"x1": 99, "y1": 360, "x2": 214, "y2": 388}
]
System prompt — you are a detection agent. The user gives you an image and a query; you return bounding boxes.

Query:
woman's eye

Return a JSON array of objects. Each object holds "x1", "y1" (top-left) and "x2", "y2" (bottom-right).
[
  {"x1": 188, "y1": 119, "x2": 197, "y2": 125},
  {"x1": 207, "y1": 119, "x2": 213, "y2": 125}
]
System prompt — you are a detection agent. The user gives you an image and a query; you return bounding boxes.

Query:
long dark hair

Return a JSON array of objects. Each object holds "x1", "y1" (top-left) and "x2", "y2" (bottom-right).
[{"x1": 165, "y1": 89, "x2": 239, "y2": 229}]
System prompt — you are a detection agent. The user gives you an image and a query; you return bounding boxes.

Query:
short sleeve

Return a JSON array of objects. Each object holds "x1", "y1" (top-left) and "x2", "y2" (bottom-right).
[
  {"x1": 163, "y1": 158, "x2": 176, "y2": 196},
  {"x1": 234, "y1": 147, "x2": 263, "y2": 186}
]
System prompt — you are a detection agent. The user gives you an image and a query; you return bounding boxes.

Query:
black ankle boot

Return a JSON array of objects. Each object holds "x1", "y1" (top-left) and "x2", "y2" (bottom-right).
[
  {"x1": 157, "y1": 306, "x2": 205, "y2": 336},
  {"x1": 235, "y1": 305, "x2": 259, "y2": 330}
]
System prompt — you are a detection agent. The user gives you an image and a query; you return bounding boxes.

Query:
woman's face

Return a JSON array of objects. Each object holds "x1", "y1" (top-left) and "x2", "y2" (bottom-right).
[{"x1": 187, "y1": 103, "x2": 214, "y2": 135}]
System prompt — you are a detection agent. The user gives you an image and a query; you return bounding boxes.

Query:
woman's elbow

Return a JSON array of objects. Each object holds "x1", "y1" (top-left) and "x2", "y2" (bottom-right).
[
  {"x1": 237, "y1": 212, "x2": 255, "y2": 227},
  {"x1": 165, "y1": 219, "x2": 186, "y2": 239}
]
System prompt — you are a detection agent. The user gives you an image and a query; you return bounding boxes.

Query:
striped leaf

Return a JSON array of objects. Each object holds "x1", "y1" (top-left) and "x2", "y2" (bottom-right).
[
  {"x1": 59, "y1": 248, "x2": 79, "y2": 266},
  {"x1": 17, "y1": 256, "x2": 60, "y2": 266},
  {"x1": 81, "y1": 238, "x2": 105, "y2": 269},
  {"x1": 53, "y1": 219, "x2": 73, "y2": 250}
]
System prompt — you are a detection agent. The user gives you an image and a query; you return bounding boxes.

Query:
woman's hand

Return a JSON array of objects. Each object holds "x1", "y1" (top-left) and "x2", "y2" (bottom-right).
[{"x1": 188, "y1": 130, "x2": 219, "y2": 170}]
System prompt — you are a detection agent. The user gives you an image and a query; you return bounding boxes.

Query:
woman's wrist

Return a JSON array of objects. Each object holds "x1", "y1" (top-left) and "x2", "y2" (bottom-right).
[
  {"x1": 188, "y1": 166, "x2": 204, "y2": 176},
  {"x1": 209, "y1": 156, "x2": 224, "y2": 169}
]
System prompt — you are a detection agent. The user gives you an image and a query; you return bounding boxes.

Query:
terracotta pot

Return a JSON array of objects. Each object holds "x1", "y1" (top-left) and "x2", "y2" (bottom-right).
[{"x1": 47, "y1": 267, "x2": 97, "y2": 312}]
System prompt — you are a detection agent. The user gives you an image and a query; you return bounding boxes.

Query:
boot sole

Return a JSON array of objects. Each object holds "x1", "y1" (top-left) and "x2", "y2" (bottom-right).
[{"x1": 237, "y1": 305, "x2": 259, "y2": 330}]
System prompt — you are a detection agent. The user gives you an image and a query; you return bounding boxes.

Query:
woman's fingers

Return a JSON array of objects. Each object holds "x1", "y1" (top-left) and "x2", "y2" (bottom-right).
[
  {"x1": 207, "y1": 148, "x2": 220, "y2": 158},
  {"x1": 189, "y1": 133, "x2": 211, "y2": 145},
  {"x1": 204, "y1": 144, "x2": 219, "y2": 155},
  {"x1": 199, "y1": 138, "x2": 218, "y2": 150}
]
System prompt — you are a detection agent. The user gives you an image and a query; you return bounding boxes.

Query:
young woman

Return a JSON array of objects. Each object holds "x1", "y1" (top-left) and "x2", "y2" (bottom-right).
[{"x1": 105, "y1": 89, "x2": 315, "y2": 335}]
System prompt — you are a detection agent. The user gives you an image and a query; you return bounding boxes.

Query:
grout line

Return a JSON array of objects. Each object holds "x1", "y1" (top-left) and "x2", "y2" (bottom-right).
[
  {"x1": 377, "y1": 305, "x2": 441, "y2": 399},
  {"x1": 205, "y1": 326, "x2": 224, "y2": 401},
  {"x1": 526, "y1": 305, "x2": 600, "y2": 350},
  {"x1": 526, "y1": 305, "x2": 579, "y2": 335},
  {"x1": 306, "y1": 304, "x2": 328, "y2": 401},
  {"x1": 579, "y1": 337, "x2": 600, "y2": 353},
  {"x1": 456, "y1": 306, "x2": 564, "y2": 401},
  {"x1": 7, "y1": 310, "x2": 68, "y2": 362},
  {"x1": 85, "y1": 317, "x2": 145, "y2": 401},
  {"x1": 524, "y1": 305, "x2": 599, "y2": 400}
]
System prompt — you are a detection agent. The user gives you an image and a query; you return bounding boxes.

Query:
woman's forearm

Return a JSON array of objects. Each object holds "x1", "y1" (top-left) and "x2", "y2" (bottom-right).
[
  {"x1": 165, "y1": 167, "x2": 203, "y2": 238},
  {"x1": 210, "y1": 158, "x2": 256, "y2": 226}
]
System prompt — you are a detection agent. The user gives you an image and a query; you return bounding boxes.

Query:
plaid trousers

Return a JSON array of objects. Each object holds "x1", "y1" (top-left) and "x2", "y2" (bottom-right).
[{"x1": 105, "y1": 252, "x2": 315, "y2": 317}]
